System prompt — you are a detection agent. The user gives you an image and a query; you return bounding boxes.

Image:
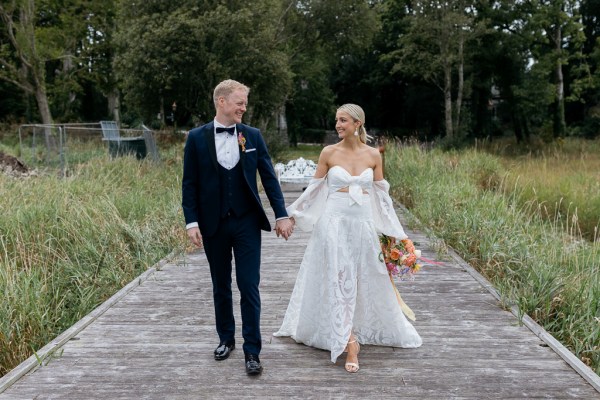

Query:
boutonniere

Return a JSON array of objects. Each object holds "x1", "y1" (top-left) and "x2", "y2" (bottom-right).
[{"x1": 238, "y1": 131, "x2": 246, "y2": 152}]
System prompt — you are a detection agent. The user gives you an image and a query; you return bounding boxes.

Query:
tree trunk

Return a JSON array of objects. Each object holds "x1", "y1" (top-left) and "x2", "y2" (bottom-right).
[
  {"x1": 454, "y1": 34, "x2": 464, "y2": 135},
  {"x1": 159, "y1": 96, "x2": 165, "y2": 126},
  {"x1": 277, "y1": 105, "x2": 289, "y2": 145},
  {"x1": 553, "y1": 26, "x2": 566, "y2": 138},
  {"x1": 63, "y1": 55, "x2": 76, "y2": 111},
  {"x1": 444, "y1": 62, "x2": 453, "y2": 138},
  {"x1": 33, "y1": 81, "x2": 53, "y2": 126},
  {"x1": 107, "y1": 89, "x2": 120, "y2": 124}
]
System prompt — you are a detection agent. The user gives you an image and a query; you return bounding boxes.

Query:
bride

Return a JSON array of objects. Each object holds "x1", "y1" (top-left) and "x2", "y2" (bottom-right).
[{"x1": 273, "y1": 104, "x2": 422, "y2": 373}]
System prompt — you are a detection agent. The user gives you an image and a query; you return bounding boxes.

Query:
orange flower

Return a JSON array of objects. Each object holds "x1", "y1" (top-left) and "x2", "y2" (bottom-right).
[
  {"x1": 390, "y1": 248, "x2": 401, "y2": 261},
  {"x1": 401, "y1": 239, "x2": 415, "y2": 254},
  {"x1": 404, "y1": 254, "x2": 417, "y2": 267}
]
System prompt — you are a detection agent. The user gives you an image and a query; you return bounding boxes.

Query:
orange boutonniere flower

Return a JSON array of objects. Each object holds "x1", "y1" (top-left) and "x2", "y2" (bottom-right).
[{"x1": 238, "y1": 132, "x2": 246, "y2": 152}]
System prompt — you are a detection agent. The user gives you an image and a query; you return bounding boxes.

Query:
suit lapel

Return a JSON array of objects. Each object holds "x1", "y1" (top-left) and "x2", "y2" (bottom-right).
[{"x1": 204, "y1": 122, "x2": 218, "y2": 171}]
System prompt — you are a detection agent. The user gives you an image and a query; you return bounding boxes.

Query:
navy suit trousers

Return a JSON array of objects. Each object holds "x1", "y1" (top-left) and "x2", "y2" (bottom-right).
[{"x1": 202, "y1": 211, "x2": 262, "y2": 356}]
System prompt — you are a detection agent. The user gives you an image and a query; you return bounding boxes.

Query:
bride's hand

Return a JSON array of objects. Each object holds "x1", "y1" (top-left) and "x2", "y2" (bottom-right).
[{"x1": 275, "y1": 218, "x2": 294, "y2": 240}]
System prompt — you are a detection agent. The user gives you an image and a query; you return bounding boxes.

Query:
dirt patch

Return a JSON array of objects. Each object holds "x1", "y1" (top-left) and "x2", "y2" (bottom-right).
[{"x1": 0, "y1": 151, "x2": 35, "y2": 177}]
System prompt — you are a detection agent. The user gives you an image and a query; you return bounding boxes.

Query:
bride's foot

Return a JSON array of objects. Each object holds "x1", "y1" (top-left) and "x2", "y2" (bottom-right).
[{"x1": 344, "y1": 340, "x2": 360, "y2": 373}]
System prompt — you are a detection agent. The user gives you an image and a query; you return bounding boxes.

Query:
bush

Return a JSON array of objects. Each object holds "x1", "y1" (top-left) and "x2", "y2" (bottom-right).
[
  {"x1": 292, "y1": 128, "x2": 328, "y2": 144},
  {"x1": 262, "y1": 129, "x2": 288, "y2": 161}
]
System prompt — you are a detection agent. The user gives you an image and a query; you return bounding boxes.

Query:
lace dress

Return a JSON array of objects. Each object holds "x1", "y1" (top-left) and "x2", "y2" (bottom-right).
[{"x1": 273, "y1": 166, "x2": 422, "y2": 362}]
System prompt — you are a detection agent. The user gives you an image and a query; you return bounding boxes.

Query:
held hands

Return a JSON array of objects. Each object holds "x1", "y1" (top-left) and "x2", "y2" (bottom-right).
[
  {"x1": 275, "y1": 217, "x2": 295, "y2": 240},
  {"x1": 186, "y1": 227, "x2": 203, "y2": 248}
]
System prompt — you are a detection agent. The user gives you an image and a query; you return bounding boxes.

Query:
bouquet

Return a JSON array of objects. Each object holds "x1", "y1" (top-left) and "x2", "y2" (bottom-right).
[{"x1": 379, "y1": 234, "x2": 423, "y2": 281}]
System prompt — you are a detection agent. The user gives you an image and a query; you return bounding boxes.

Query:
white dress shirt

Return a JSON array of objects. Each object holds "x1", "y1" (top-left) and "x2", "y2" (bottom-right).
[{"x1": 214, "y1": 119, "x2": 240, "y2": 170}]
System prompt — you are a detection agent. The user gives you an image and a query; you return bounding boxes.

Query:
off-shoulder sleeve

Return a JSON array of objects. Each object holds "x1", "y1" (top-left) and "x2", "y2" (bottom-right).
[
  {"x1": 286, "y1": 177, "x2": 328, "y2": 232},
  {"x1": 370, "y1": 179, "x2": 408, "y2": 239}
]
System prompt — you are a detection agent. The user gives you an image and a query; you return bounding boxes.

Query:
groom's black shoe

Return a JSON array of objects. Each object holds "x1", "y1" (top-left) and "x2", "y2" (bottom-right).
[
  {"x1": 245, "y1": 353, "x2": 263, "y2": 376},
  {"x1": 214, "y1": 341, "x2": 235, "y2": 361}
]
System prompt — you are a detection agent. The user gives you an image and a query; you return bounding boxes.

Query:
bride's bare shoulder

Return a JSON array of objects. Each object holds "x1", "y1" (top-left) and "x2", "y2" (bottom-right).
[
  {"x1": 318, "y1": 144, "x2": 338, "y2": 160},
  {"x1": 366, "y1": 145, "x2": 381, "y2": 158}
]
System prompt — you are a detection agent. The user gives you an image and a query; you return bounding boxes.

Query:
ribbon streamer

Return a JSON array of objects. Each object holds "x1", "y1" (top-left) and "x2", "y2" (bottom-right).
[
  {"x1": 420, "y1": 256, "x2": 445, "y2": 266},
  {"x1": 388, "y1": 272, "x2": 416, "y2": 321}
]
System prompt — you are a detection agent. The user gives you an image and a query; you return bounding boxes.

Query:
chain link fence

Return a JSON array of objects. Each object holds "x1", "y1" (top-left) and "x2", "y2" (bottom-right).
[{"x1": 17, "y1": 123, "x2": 160, "y2": 177}]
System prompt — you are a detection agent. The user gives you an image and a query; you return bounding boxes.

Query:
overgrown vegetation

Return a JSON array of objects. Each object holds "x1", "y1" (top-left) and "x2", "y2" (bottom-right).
[
  {"x1": 0, "y1": 149, "x2": 186, "y2": 376},
  {"x1": 385, "y1": 139, "x2": 600, "y2": 374}
]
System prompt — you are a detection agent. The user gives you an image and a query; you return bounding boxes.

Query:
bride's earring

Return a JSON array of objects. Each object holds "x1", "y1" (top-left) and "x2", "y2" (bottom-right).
[{"x1": 354, "y1": 129, "x2": 359, "y2": 136}]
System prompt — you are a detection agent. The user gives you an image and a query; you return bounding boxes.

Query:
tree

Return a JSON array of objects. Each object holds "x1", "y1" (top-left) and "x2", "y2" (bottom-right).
[
  {"x1": 0, "y1": 0, "x2": 118, "y2": 124},
  {"x1": 521, "y1": 0, "x2": 586, "y2": 139},
  {"x1": 39, "y1": 0, "x2": 118, "y2": 122},
  {"x1": 281, "y1": 0, "x2": 379, "y2": 139},
  {"x1": 0, "y1": 0, "x2": 53, "y2": 124},
  {"x1": 114, "y1": 0, "x2": 292, "y2": 130},
  {"x1": 384, "y1": 0, "x2": 481, "y2": 138}
]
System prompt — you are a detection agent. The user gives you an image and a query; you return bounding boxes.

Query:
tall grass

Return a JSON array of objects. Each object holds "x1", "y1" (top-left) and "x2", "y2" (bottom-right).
[
  {"x1": 0, "y1": 150, "x2": 186, "y2": 376},
  {"x1": 477, "y1": 137, "x2": 600, "y2": 241},
  {"x1": 385, "y1": 143, "x2": 600, "y2": 374}
]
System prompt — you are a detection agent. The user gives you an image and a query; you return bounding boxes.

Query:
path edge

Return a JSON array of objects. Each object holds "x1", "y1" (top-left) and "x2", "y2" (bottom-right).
[
  {"x1": 395, "y1": 201, "x2": 600, "y2": 393},
  {"x1": 0, "y1": 249, "x2": 179, "y2": 394}
]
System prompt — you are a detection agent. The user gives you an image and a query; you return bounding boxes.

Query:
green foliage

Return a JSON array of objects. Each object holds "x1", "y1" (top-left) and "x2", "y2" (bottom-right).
[
  {"x1": 0, "y1": 149, "x2": 185, "y2": 377},
  {"x1": 282, "y1": 0, "x2": 379, "y2": 134},
  {"x1": 3, "y1": 0, "x2": 600, "y2": 149},
  {"x1": 114, "y1": 0, "x2": 292, "y2": 127},
  {"x1": 385, "y1": 141, "x2": 600, "y2": 374},
  {"x1": 260, "y1": 128, "x2": 287, "y2": 162},
  {"x1": 0, "y1": 0, "x2": 118, "y2": 123}
]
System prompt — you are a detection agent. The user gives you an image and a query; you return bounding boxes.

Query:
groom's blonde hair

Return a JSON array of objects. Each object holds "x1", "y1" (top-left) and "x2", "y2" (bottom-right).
[{"x1": 213, "y1": 79, "x2": 250, "y2": 108}]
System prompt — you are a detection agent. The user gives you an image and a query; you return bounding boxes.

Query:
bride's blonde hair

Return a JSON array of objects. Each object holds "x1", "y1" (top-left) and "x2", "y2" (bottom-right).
[{"x1": 336, "y1": 103, "x2": 372, "y2": 144}]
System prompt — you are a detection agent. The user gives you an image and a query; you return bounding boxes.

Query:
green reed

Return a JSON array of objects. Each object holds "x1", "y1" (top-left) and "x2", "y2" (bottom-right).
[
  {"x1": 0, "y1": 151, "x2": 186, "y2": 376},
  {"x1": 475, "y1": 137, "x2": 600, "y2": 242},
  {"x1": 385, "y1": 142, "x2": 600, "y2": 375}
]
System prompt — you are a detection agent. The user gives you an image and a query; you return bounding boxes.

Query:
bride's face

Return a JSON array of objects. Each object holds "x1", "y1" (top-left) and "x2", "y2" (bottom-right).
[{"x1": 335, "y1": 111, "x2": 359, "y2": 139}]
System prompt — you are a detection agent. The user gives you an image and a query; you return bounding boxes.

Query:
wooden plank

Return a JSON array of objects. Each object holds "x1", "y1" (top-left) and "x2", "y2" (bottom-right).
[{"x1": 0, "y1": 188, "x2": 598, "y2": 399}]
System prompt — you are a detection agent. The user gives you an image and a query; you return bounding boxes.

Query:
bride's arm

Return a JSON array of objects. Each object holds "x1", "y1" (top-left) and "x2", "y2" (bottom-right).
[
  {"x1": 370, "y1": 150, "x2": 408, "y2": 239},
  {"x1": 313, "y1": 145, "x2": 332, "y2": 179},
  {"x1": 285, "y1": 147, "x2": 332, "y2": 231},
  {"x1": 371, "y1": 179, "x2": 408, "y2": 240}
]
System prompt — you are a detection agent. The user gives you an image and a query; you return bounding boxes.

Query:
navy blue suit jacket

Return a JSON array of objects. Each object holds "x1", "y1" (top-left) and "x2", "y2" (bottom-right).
[{"x1": 182, "y1": 121, "x2": 288, "y2": 237}]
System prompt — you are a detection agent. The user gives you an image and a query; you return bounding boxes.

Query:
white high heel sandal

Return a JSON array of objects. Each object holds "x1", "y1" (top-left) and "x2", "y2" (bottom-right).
[{"x1": 344, "y1": 339, "x2": 360, "y2": 373}]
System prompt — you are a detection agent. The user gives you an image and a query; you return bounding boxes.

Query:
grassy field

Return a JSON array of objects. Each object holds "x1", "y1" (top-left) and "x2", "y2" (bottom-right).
[
  {"x1": 472, "y1": 137, "x2": 600, "y2": 242},
  {"x1": 1, "y1": 132, "x2": 598, "y2": 378},
  {"x1": 276, "y1": 143, "x2": 323, "y2": 163},
  {"x1": 384, "y1": 139, "x2": 600, "y2": 374},
  {"x1": 0, "y1": 145, "x2": 186, "y2": 377}
]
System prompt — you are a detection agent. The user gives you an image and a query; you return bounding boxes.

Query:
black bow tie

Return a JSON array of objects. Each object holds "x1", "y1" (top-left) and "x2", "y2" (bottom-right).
[{"x1": 216, "y1": 126, "x2": 236, "y2": 135}]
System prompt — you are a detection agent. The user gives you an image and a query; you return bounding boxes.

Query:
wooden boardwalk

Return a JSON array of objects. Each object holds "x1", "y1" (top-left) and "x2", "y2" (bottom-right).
[{"x1": 1, "y1": 185, "x2": 599, "y2": 399}]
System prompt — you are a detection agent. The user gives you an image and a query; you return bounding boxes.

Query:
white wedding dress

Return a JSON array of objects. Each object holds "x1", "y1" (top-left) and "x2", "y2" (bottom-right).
[{"x1": 273, "y1": 166, "x2": 422, "y2": 362}]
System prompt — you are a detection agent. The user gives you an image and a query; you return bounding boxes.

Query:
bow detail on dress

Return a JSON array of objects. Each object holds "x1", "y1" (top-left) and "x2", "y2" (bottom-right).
[{"x1": 348, "y1": 179, "x2": 364, "y2": 205}]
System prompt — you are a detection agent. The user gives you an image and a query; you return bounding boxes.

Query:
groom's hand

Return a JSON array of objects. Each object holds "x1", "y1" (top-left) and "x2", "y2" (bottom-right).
[
  {"x1": 187, "y1": 227, "x2": 203, "y2": 247},
  {"x1": 275, "y1": 218, "x2": 294, "y2": 240}
]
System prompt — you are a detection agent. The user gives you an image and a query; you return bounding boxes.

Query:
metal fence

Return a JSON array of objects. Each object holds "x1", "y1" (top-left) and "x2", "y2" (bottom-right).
[{"x1": 17, "y1": 123, "x2": 159, "y2": 177}]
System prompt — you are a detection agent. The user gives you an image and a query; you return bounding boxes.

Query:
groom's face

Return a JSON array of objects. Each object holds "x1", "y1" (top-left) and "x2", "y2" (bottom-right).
[{"x1": 217, "y1": 89, "x2": 248, "y2": 125}]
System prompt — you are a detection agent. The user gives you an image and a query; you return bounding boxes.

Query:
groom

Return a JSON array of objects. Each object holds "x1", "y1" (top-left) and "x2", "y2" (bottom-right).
[{"x1": 182, "y1": 79, "x2": 293, "y2": 375}]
